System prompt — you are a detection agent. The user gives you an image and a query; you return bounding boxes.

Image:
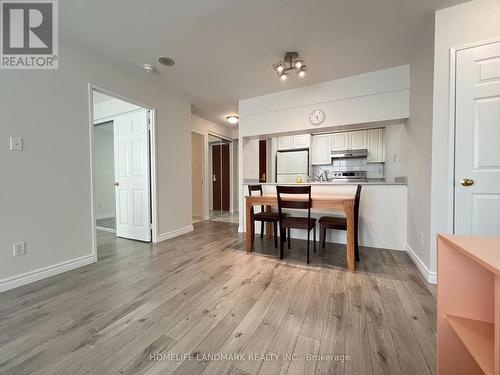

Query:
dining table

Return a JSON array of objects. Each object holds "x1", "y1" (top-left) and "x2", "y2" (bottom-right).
[{"x1": 245, "y1": 192, "x2": 357, "y2": 271}]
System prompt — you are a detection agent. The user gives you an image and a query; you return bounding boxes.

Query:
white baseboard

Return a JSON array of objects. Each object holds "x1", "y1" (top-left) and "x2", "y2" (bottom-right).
[
  {"x1": 0, "y1": 254, "x2": 96, "y2": 293},
  {"x1": 156, "y1": 225, "x2": 194, "y2": 243},
  {"x1": 405, "y1": 244, "x2": 437, "y2": 284},
  {"x1": 95, "y1": 213, "x2": 115, "y2": 220},
  {"x1": 96, "y1": 226, "x2": 116, "y2": 233}
]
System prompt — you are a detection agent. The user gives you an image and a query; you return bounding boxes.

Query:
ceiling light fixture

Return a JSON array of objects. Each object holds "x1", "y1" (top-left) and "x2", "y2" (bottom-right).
[
  {"x1": 226, "y1": 115, "x2": 239, "y2": 124},
  {"x1": 142, "y1": 64, "x2": 155, "y2": 73},
  {"x1": 273, "y1": 52, "x2": 307, "y2": 80},
  {"x1": 158, "y1": 56, "x2": 175, "y2": 66}
]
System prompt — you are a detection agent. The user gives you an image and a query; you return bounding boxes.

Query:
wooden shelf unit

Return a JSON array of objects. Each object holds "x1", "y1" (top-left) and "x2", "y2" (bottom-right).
[{"x1": 437, "y1": 234, "x2": 500, "y2": 375}]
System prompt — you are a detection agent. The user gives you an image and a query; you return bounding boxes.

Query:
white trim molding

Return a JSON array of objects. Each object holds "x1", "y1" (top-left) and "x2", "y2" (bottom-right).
[
  {"x1": 156, "y1": 225, "x2": 194, "y2": 243},
  {"x1": 405, "y1": 244, "x2": 437, "y2": 284},
  {"x1": 0, "y1": 254, "x2": 95, "y2": 293}
]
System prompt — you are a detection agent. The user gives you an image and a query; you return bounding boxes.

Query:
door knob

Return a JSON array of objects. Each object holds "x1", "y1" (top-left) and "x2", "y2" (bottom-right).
[
  {"x1": 114, "y1": 182, "x2": 119, "y2": 186},
  {"x1": 460, "y1": 178, "x2": 474, "y2": 186}
]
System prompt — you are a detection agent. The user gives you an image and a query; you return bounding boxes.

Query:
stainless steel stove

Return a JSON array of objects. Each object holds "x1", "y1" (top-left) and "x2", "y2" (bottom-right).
[{"x1": 330, "y1": 170, "x2": 367, "y2": 182}]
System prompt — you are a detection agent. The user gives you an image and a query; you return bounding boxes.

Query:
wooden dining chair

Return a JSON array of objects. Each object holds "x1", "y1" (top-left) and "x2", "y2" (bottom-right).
[
  {"x1": 318, "y1": 184, "x2": 362, "y2": 261},
  {"x1": 248, "y1": 185, "x2": 283, "y2": 249},
  {"x1": 276, "y1": 185, "x2": 316, "y2": 264}
]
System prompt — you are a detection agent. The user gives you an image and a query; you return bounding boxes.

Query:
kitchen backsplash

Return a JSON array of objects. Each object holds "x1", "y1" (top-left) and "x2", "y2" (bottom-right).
[{"x1": 312, "y1": 158, "x2": 384, "y2": 179}]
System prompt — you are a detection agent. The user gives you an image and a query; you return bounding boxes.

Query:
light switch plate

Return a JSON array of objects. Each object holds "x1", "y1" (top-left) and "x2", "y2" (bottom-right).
[{"x1": 9, "y1": 136, "x2": 23, "y2": 151}]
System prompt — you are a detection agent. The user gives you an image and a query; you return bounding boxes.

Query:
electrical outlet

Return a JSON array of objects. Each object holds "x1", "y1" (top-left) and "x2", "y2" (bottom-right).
[
  {"x1": 13, "y1": 241, "x2": 26, "y2": 256},
  {"x1": 9, "y1": 136, "x2": 23, "y2": 151}
]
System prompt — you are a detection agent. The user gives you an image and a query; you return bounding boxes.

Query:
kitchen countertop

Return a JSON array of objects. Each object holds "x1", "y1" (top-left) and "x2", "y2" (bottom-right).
[{"x1": 243, "y1": 178, "x2": 407, "y2": 186}]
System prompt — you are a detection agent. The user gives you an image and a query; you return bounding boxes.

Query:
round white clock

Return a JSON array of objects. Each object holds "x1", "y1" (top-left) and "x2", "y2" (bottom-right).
[{"x1": 309, "y1": 109, "x2": 325, "y2": 125}]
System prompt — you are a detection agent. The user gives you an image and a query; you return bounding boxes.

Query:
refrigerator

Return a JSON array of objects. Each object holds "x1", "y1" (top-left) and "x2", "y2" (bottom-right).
[{"x1": 276, "y1": 149, "x2": 309, "y2": 183}]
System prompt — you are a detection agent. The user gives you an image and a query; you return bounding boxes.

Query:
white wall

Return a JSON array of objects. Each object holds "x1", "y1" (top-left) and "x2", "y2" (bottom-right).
[
  {"x1": 239, "y1": 65, "x2": 410, "y2": 137},
  {"x1": 431, "y1": 0, "x2": 500, "y2": 274},
  {"x1": 0, "y1": 39, "x2": 191, "y2": 291},
  {"x1": 393, "y1": 14, "x2": 436, "y2": 282},
  {"x1": 94, "y1": 122, "x2": 115, "y2": 220},
  {"x1": 191, "y1": 132, "x2": 204, "y2": 218}
]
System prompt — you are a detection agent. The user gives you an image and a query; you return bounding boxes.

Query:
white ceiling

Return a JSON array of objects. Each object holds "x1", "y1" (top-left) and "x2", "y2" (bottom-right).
[{"x1": 61, "y1": 0, "x2": 467, "y2": 126}]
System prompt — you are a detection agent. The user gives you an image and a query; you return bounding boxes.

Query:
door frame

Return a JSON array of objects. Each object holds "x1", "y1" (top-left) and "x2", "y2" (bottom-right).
[
  {"x1": 448, "y1": 37, "x2": 500, "y2": 234},
  {"x1": 88, "y1": 84, "x2": 159, "y2": 260}
]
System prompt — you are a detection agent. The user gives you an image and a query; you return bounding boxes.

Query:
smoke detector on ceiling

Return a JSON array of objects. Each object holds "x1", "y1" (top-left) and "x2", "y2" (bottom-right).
[{"x1": 142, "y1": 64, "x2": 155, "y2": 73}]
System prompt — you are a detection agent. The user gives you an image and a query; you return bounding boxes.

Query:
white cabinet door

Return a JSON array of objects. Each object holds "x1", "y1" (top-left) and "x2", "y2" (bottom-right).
[
  {"x1": 349, "y1": 130, "x2": 367, "y2": 150},
  {"x1": 331, "y1": 132, "x2": 349, "y2": 151},
  {"x1": 311, "y1": 134, "x2": 332, "y2": 165},
  {"x1": 293, "y1": 134, "x2": 311, "y2": 149},
  {"x1": 277, "y1": 136, "x2": 293, "y2": 150},
  {"x1": 455, "y1": 42, "x2": 500, "y2": 236},
  {"x1": 367, "y1": 128, "x2": 385, "y2": 163}
]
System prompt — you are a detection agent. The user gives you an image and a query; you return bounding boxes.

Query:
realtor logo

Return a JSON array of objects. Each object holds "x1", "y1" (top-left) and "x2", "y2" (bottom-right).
[{"x1": 1, "y1": 0, "x2": 58, "y2": 69}]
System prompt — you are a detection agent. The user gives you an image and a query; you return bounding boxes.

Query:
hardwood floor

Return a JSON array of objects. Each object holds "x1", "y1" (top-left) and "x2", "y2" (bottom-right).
[{"x1": 0, "y1": 221, "x2": 436, "y2": 375}]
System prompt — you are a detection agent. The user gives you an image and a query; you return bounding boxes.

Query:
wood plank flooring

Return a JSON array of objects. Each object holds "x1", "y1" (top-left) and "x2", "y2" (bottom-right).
[{"x1": 0, "y1": 221, "x2": 436, "y2": 375}]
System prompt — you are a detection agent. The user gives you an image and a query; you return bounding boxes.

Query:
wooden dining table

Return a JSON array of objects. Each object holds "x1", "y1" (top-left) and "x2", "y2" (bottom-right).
[{"x1": 245, "y1": 193, "x2": 357, "y2": 271}]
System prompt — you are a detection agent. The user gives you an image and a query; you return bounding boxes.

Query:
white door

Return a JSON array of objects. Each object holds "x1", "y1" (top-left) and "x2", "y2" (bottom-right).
[
  {"x1": 114, "y1": 109, "x2": 152, "y2": 241},
  {"x1": 331, "y1": 132, "x2": 349, "y2": 151},
  {"x1": 349, "y1": 130, "x2": 368, "y2": 150},
  {"x1": 455, "y1": 42, "x2": 500, "y2": 236}
]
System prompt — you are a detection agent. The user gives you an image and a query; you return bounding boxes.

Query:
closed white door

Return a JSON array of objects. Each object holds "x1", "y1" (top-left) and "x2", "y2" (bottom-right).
[
  {"x1": 367, "y1": 128, "x2": 385, "y2": 163},
  {"x1": 114, "y1": 109, "x2": 152, "y2": 242},
  {"x1": 455, "y1": 42, "x2": 500, "y2": 236}
]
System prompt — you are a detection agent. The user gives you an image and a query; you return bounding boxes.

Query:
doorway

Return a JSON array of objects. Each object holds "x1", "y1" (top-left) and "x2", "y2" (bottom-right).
[
  {"x1": 453, "y1": 41, "x2": 500, "y2": 236},
  {"x1": 90, "y1": 88, "x2": 156, "y2": 243},
  {"x1": 209, "y1": 135, "x2": 231, "y2": 219}
]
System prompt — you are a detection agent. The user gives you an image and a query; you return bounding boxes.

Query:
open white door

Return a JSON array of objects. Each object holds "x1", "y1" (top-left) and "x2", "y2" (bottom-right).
[
  {"x1": 114, "y1": 109, "x2": 152, "y2": 242},
  {"x1": 455, "y1": 42, "x2": 500, "y2": 236}
]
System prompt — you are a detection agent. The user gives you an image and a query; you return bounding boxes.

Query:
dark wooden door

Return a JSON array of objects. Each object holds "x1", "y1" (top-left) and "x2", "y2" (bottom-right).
[
  {"x1": 259, "y1": 140, "x2": 267, "y2": 182},
  {"x1": 212, "y1": 145, "x2": 222, "y2": 210}
]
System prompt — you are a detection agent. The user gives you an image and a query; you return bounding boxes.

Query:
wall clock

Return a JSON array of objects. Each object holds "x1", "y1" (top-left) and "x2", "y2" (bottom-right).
[{"x1": 309, "y1": 109, "x2": 325, "y2": 125}]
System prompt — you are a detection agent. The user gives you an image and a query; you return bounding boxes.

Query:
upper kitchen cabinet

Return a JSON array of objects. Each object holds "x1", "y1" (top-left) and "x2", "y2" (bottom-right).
[
  {"x1": 349, "y1": 130, "x2": 368, "y2": 150},
  {"x1": 277, "y1": 136, "x2": 294, "y2": 150},
  {"x1": 311, "y1": 134, "x2": 332, "y2": 165},
  {"x1": 331, "y1": 132, "x2": 349, "y2": 151},
  {"x1": 277, "y1": 134, "x2": 311, "y2": 150},
  {"x1": 367, "y1": 128, "x2": 385, "y2": 163},
  {"x1": 293, "y1": 134, "x2": 311, "y2": 149}
]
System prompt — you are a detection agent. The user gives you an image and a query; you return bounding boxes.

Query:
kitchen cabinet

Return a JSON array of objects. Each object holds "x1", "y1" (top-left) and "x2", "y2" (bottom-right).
[
  {"x1": 277, "y1": 136, "x2": 294, "y2": 150},
  {"x1": 367, "y1": 128, "x2": 385, "y2": 163},
  {"x1": 277, "y1": 134, "x2": 311, "y2": 150},
  {"x1": 311, "y1": 134, "x2": 331, "y2": 165},
  {"x1": 331, "y1": 132, "x2": 349, "y2": 151},
  {"x1": 293, "y1": 134, "x2": 311, "y2": 149},
  {"x1": 349, "y1": 130, "x2": 368, "y2": 150}
]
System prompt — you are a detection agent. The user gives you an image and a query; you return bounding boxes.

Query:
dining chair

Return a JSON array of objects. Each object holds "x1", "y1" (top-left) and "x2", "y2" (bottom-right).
[
  {"x1": 248, "y1": 185, "x2": 283, "y2": 249},
  {"x1": 318, "y1": 184, "x2": 362, "y2": 261},
  {"x1": 276, "y1": 185, "x2": 316, "y2": 264}
]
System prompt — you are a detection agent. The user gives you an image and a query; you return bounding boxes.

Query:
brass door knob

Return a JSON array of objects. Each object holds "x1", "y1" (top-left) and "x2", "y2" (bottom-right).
[
  {"x1": 114, "y1": 182, "x2": 119, "y2": 186},
  {"x1": 460, "y1": 178, "x2": 474, "y2": 186}
]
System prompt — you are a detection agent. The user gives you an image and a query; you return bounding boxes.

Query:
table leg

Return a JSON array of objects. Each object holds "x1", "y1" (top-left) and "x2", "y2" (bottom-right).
[
  {"x1": 245, "y1": 198, "x2": 254, "y2": 252},
  {"x1": 344, "y1": 200, "x2": 355, "y2": 271},
  {"x1": 265, "y1": 205, "x2": 272, "y2": 240}
]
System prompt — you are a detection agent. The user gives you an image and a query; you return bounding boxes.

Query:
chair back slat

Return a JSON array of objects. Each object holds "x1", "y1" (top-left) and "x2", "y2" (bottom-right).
[
  {"x1": 248, "y1": 184, "x2": 264, "y2": 213},
  {"x1": 276, "y1": 185, "x2": 312, "y2": 222}
]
